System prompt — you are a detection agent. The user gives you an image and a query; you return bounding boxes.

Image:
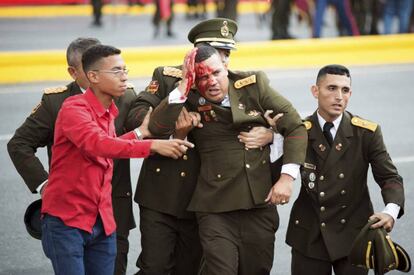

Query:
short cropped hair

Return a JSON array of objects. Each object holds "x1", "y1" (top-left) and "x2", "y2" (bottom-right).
[
  {"x1": 316, "y1": 64, "x2": 351, "y2": 84},
  {"x1": 66, "y1": 37, "x2": 100, "y2": 67},
  {"x1": 195, "y1": 44, "x2": 219, "y2": 63},
  {"x1": 82, "y1": 45, "x2": 121, "y2": 73}
]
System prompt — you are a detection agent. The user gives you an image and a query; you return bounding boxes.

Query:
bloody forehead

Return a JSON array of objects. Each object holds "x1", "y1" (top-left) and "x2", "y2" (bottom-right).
[{"x1": 195, "y1": 62, "x2": 215, "y2": 78}]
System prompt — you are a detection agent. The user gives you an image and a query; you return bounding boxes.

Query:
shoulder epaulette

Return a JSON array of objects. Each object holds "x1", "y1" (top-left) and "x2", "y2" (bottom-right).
[
  {"x1": 351, "y1": 117, "x2": 377, "y2": 132},
  {"x1": 303, "y1": 121, "x2": 312, "y2": 130},
  {"x1": 43, "y1": 86, "x2": 67, "y2": 95},
  {"x1": 234, "y1": 75, "x2": 256, "y2": 89},
  {"x1": 127, "y1": 82, "x2": 135, "y2": 89},
  {"x1": 163, "y1": 67, "x2": 182, "y2": 79}
]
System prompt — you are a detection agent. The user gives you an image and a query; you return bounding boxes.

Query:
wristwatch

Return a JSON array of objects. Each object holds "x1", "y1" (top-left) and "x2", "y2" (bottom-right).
[{"x1": 134, "y1": 128, "x2": 144, "y2": 140}]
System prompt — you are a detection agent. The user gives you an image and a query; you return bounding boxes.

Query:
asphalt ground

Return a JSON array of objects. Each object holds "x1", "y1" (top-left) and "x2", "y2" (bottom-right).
[{"x1": 1, "y1": 5, "x2": 414, "y2": 275}]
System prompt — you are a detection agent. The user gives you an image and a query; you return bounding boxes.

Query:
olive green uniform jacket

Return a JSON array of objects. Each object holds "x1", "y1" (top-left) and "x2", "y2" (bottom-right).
[
  {"x1": 149, "y1": 70, "x2": 307, "y2": 212},
  {"x1": 7, "y1": 81, "x2": 138, "y2": 236},
  {"x1": 126, "y1": 66, "x2": 200, "y2": 219},
  {"x1": 286, "y1": 111, "x2": 405, "y2": 262}
]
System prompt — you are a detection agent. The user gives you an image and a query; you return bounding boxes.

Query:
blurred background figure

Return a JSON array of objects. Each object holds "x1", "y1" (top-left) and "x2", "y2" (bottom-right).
[
  {"x1": 348, "y1": 0, "x2": 381, "y2": 35},
  {"x1": 186, "y1": 0, "x2": 207, "y2": 20},
  {"x1": 383, "y1": 0, "x2": 413, "y2": 34},
  {"x1": 91, "y1": 0, "x2": 103, "y2": 26},
  {"x1": 216, "y1": 0, "x2": 238, "y2": 21},
  {"x1": 153, "y1": 0, "x2": 175, "y2": 37},
  {"x1": 313, "y1": 0, "x2": 360, "y2": 38},
  {"x1": 410, "y1": 3, "x2": 414, "y2": 32},
  {"x1": 271, "y1": 0, "x2": 294, "y2": 39}
]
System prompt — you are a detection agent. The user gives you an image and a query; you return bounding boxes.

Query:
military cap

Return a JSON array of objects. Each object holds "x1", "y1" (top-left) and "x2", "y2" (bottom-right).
[
  {"x1": 188, "y1": 18, "x2": 238, "y2": 50},
  {"x1": 24, "y1": 199, "x2": 42, "y2": 240},
  {"x1": 349, "y1": 219, "x2": 411, "y2": 274}
]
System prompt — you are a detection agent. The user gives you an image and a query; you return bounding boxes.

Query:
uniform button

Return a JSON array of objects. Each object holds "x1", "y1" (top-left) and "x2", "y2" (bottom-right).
[
  {"x1": 341, "y1": 219, "x2": 346, "y2": 224},
  {"x1": 338, "y1": 173, "x2": 344, "y2": 179},
  {"x1": 180, "y1": 172, "x2": 186, "y2": 177},
  {"x1": 340, "y1": 189, "x2": 346, "y2": 195},
  {"x1": 182, "y1": 154, "x2": 188, "y2": 160},
  {"x1": 245, "y1": 147, "x2": 249, "y2": 151},
  {"x1": 259, "y1": 147, "x2": 263, "y2": 151},
  {"x1": 126, "y1": 192, "x2": 131, "y2": 197},
  {"x1": 320, "y1": 192, "x2": 325, "y2": 198},
  {"x1": 319, "y1": 175, "x2": 324, "y2": 181},
  {"x1": 246, "y1": 164, "x2": 250, "y2": 169},
  {"x1": 321, "y1": 222, "x2": 326, "y2": 228},
  {"x1": 295, "y1": 220, "x2": 299, "y2": 225},
  {"x1": 320, "y1": 206, "x2": 325, "y2": 212},
  {"x1": 156, "y1": 168, "x2": 161, "y2": 173},
  {"x1": 342, "y1": 205, "x2": 347, "y2": 209},
  {"x1": 262, "y1": 160, "x2": 266, "y2": 164},
  {"x1": 217, "y1": 174, "x2": 222, "y2": 179}
]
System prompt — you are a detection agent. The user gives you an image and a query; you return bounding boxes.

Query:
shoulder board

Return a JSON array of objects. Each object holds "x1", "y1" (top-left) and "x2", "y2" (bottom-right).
[
  {"x1": 43, "y1": 86, "x2": 68, "y2": 95},
  {"x1": 303, "y1": 121, "x2": 312, "y2": 130},
  {"x1": 163, "y1": 67, "x2": 182, "y2": 79},
  {"x1": 234, "y1": 75, "x2": 256, "y2": 89},
  {"x1": 127, "y1": 82, "x2": 135, "y2": 89},
  {"x1": 351, "y1": 117, "x2": 377, "y2": 132}
]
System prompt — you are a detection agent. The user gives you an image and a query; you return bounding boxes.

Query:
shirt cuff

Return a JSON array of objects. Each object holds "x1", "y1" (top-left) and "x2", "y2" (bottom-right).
[
  {"x1": 281, "y1": 163, "x2": 300, "y2": 180},
  {"x1": 36, "y1": 179, "x2": 48, "y2": 194},
  {"x1": 168, "y1": 87, "x2": 187, "y2": 104},
  {"x1": 269, "y1": 133, "x2": 284, "y2": 162},
  {"x1": 382, "y1": 203, "x2": 400, "y2": 222}
]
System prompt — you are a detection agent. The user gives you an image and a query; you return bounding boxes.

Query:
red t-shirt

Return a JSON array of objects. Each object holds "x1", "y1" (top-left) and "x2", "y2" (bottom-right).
[{"x1": 42, "y1": 88, "x2": 152, "y2": 236}]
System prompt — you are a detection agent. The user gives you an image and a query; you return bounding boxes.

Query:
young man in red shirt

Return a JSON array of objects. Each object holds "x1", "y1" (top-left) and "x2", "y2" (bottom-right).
[{"x1": 41, "y1": 44, "x2": 193, "y2": 275}]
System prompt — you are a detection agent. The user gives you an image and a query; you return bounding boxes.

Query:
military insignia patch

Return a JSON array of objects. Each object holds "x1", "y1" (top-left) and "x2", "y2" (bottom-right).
[
  {"x1": 319, "y1": 144, "x2": 326, "y2": 152},
  {"x1": 221, "y1": 20, "x2": 229, "y2": 37},
  {"x1": 308, "y1": 182, "x2": 315, "y2": 189},
  {"x1": 198, "y1": 97, "x2": 206, "y2": 105},
  {"x1": 351, "y1": 117, "x2": 377, "y2": 132},
  {"x1": 31, "y1": 102, "x2": 41, "y2": 115},
  {"x1": 234, "y1": 75, "x2": 256, "y2": 89},
  {"x1": 163, "y1": 67, "x2": 182, "y2": 79},
  {"x1": 44, "y1": 86, "x2": 67, "y2": 94},
  {"x1": 147, "y1": 81, "x2": 159, "y2": 94},
  {"x1": 309, "y1": 172, "x2": 316, "y2": 182},
  {"x1": 247, "y1": 110, "x2": 261, "y2": 117},
  {"x1": 304, "y1": 162, "x2": 316, "y2": 170}
]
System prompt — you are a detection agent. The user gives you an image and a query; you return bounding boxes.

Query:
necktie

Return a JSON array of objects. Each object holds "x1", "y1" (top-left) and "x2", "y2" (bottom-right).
[{"x1": 323, "y1": 122, "x2": 334, "y2": 146}]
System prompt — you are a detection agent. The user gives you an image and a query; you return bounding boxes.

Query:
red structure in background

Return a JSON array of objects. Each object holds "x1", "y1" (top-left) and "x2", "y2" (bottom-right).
[{"x1": 0, "y1": 0, "x2": 157, "y2": 5}]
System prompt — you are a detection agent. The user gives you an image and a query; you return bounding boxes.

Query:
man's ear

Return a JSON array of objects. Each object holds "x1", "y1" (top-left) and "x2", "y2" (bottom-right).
[
  {"x1": 87, "y1": 71, "x2": 99, "y2": 84},
  {"x1": 311, "y1": 85, "x2": 318, "y2": 99},
  {"x1": 67, "y1": 66, "x2": 77, "y2": 81}
]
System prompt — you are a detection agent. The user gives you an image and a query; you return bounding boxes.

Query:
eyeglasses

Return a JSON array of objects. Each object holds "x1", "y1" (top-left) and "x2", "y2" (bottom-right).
[{"x1": 93, "y1": 69, "x2": 129, "y2": 78}]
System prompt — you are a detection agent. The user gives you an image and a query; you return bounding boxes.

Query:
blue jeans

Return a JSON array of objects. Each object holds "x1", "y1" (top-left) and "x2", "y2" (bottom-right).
[
  {"x1": 41, "y1": 214, "x2": 116, "y2": 275},
  {"x1": 313, "y1": 0, "x2": 359, "y2": 37},
  {"x1": 383, "y1": 0, "x2": 414, "y2": 34}
]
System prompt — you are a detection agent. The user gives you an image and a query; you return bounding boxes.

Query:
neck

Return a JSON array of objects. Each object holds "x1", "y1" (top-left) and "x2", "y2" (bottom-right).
[{"x1": 90, "y1": 87, "x2": 112, "y2": 109}]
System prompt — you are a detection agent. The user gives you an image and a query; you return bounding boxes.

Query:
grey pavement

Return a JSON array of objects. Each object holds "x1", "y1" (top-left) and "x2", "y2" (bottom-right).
[
  {"x1": 0, "y1": 9, "x2": 348, "y2": 51},
  {"x1": 0, "y1": 8, "x2": 412, "y2": 275}
]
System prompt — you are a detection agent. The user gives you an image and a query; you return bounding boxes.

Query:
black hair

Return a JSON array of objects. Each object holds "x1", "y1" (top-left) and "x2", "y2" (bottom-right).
[
  {"x1": 195, "y1": 44, "x2": 219, "y2": 63},
  {"x1": 82, "y1": 45, "x2": 121, "y2": 73},
  {"x1": 316, "y1": 64, "x2": 351, "y2": 84},
  {"x1": 66, "y1": 37, "x2": 100, "y2": 67}
]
